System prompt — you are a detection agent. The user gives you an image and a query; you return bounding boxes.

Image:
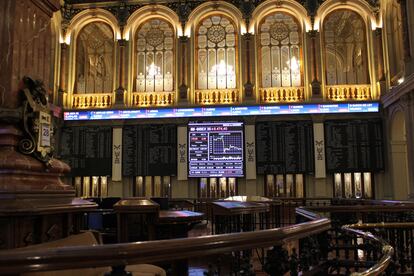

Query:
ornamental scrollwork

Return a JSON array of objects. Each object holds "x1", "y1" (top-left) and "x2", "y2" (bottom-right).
[{"x1": 19, "y1": 77, "x2": 55, "y2": 166}]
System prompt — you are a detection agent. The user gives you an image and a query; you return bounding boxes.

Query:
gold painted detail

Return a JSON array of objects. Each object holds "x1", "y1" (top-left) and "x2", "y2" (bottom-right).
[
  {"x1": 326, "y1": 85, "x2": 371, "y2": 101},
  {"x1": 194, "y1": 89, "x2": 240, "y2": 105},
  {"x1": 72, "y1": 93, "x2": 112, "y2": 109},
  {"x1": 132, "y1": 91, "x2": 175, "y2": 106},
  {"x1": 259, "y1": 87, "x2": 304, "y2": 103}
]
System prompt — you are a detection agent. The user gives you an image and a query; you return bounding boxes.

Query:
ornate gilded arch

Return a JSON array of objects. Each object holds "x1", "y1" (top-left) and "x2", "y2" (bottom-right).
[{"x1": 316, "y1": 0, "x2": 378, "y2": 100}]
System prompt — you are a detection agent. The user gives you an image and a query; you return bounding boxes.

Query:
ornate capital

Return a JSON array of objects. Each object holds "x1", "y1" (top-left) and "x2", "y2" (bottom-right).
[
  {"x1": 60, "y1": 43, "x2": 68, "y2": 50},
  {"x1": 308, "y1": 30, "x2": 318, "y2": 38},
  {"x1": 242, "y1": 32, "x2": 254, "y2": 41},
  {"x1": 179, "y1": 36, "x2": 189, "y2": 43},
  {"x1": 117, "y1": 39, "x2": 127, "y2": 47}
]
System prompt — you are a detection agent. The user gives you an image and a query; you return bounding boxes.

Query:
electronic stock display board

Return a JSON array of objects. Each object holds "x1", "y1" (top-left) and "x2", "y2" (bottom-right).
[
  {"x1": 188, "y1": 122, "x2": 244, "y2": 177},
  {"x1": 64, "y1": 102, "x2": 380, "y2": 121}
]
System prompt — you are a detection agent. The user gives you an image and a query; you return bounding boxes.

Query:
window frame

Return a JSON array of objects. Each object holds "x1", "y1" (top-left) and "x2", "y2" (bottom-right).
[{"x1": 195, "y1": 14, "x2": 239, "y2": 91}]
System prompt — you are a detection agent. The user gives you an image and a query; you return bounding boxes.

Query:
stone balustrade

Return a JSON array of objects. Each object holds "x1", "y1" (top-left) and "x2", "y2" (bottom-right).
[
  {"x1": 259, "y1": 87, "x2": 305, "y2": 103},
  {"x1": 194, "y1": 89, "x2": 240, "y2": 105},
  {"x1": 71, "y1": 93, "x2": 113, "y2": 109},
  {"x1": 326, "y1": 84, "x2": 372, "y2": 101},
  {"x1": 132, "y1": 91, "x2": 175, "y2": 107}
]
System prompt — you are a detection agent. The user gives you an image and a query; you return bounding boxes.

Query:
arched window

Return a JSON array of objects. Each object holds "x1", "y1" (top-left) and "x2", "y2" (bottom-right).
[
  {"x1": 75, "y1": 22, "x2": 114, "y2": 94},
  {"x1": 323, "y1": 10, "x2": 369, "y2": 85},
  {"x1": 196, "y1": 15, "x2": 237, "y2": 90},
  {"x1": 135, "y1": 19, "x2": 174, "y2": 92},
  {"x1": 259, "y1": 13, "x2": 302, "y2": 88}
]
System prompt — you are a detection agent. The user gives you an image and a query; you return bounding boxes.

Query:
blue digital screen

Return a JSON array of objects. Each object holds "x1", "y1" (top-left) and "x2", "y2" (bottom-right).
[
  {"x1": 63, "y1": 102, "x2": 380, "y2": 121},
  {"x1": 188, "y1": 122, "x2": 244, "y2": 178}
]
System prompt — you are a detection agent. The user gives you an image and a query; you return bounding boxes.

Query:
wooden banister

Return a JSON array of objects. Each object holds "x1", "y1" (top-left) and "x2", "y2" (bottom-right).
[
  {"x1": 1, "y1": 198, "x2": 406, "y2": 275},
  {"x1": 342, "y1": 226, "x2": 394, "y2": 276},
  {"x1": 0, "y1": 218, "x2": 330, "y2": 275}
]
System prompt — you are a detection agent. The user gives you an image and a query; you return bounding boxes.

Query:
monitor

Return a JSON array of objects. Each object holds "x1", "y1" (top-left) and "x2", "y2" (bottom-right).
[{"x1": 188, "y1": 122, "x2": 244, "y2": 177}]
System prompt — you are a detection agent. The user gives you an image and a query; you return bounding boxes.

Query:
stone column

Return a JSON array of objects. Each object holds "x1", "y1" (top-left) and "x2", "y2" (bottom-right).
[
  {"x1": 178, "y1": 36, "x2": 189, "y2": 103},
  {"x1": 398, "y1": 0, "x2": 413, "y2": 75},
  {"x1": 309, "y1": 30, "x2": 322, "y2": 99},
  {"x1": 402, "y1": 92, "x2": 414, "y2": 198},
  {"x1": 375, "y1": 29, "x2": 386, "y2": 82},
  {"x1": 242, "y1": 33, "x2": 254, "y2": 101},
  {"x1": 375, "y1": 28, "x2": 386, "y2": 95},
  {"x1": 58, "y1": 43, "x2": 68, "y2": 107},
  {"x1": 115, "y1": 39, "x2": 126, "y2": 106},
  {"x1": 398, "y1": 0, "x2": 411, "y2": 60}
]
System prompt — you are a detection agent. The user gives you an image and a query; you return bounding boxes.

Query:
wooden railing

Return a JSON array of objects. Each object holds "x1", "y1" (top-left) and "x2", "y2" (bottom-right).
[
  {"x1": 194, "y1": 89, "x2": 240, "y2": 105},
  {"x1": 259, "y1": 86, "x2": 305, "y2": 103},
  {"x1": 71, "y1": 93, "x2": 113, "y2": 109},
  {"x1": 326, "y1": 84, "x2": 372, "y2": 101},
  {"x1": 0, "y1": 198, "x2": 406, "y2": 275},
  {"x1": 340, "y1": 225, "x2": 394, "y2": 276},
  {"x1": 132, "y1": 91, "x2": 175, "y2": 106},
  {"x1": 0, "y1": 215, "x2": 330, "y2": 275}
]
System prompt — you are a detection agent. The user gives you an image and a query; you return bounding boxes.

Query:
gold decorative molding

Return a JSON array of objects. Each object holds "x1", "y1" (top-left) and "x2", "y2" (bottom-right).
[
  {"x1": 326, "y1": 85, "x2": 372, "y2": 101},
  {"x1": 132, "y1": 91, "x2": 175, "y2": 107},
  {"x1": 71, "y1": 93, "x2": 113, "y2": 109},
  {"x1": 194, "y1": 89, "x2": 240, "y2": 105},
  {"x1": 259, "y1": 87, "x2": 305, "y2": 103}
]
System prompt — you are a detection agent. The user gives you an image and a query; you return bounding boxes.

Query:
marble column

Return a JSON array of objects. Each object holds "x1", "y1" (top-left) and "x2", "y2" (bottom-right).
[{"x1": 0, "y1": 0, "x2": 95, "y2": 249}]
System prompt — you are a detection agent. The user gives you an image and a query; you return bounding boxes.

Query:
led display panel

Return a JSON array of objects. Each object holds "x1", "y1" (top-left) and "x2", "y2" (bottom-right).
[{"x1": 188, "y1": 122, "x2": 244, "y2": 177}]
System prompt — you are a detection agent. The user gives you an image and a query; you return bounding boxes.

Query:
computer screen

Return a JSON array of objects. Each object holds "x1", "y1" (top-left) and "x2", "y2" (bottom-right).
[{"x1": 188, "y1": 122, "x2": 244, "y2": 177}]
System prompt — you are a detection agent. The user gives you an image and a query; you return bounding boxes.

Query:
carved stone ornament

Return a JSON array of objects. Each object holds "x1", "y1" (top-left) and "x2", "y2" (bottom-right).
[
  {"x1": 270, "y1": 22, "x2": 289, "y2": 41},
  {"x1": 146, "y1": 28, "x2": 165, "y2": 47},
  {"x1": 207, "y1": 25, "x2": 226, "y2": 44},
  {"x1": 18, "y1": 77, "x2": 55, "y2": 166}
]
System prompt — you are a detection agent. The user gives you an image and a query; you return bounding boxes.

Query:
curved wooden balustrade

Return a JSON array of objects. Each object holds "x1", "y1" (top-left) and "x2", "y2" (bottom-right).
[
  {"x1": 0, "y1": 199, "x2": 404, "y2": 275},
  {"x1": 341, "y1": 225, "x2": 394, "y2": 276},
  {"x1": 326, "y1": 84, "x2": 372, "y2": 101},
  {"x1": 132, "y1": 91, "x2": 175, "y2": 106},
  {"x1": 194, "y1": 89, "x2": 240, "y2": 104},
  {"x1": 0, "y1": 217, "x2": 329, "y2": 275},
  {"x1": 259, "y1": 86, "x2": 305, "y2": 103},
  {"x1": 71, "y1": 93, "x2": 113, "y2": 109}
]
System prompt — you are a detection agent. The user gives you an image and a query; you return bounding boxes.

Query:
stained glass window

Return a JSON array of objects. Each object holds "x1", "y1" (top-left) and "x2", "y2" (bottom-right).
[
  {"x1": 75, "y1": 22, "x2": 114, "y2": 94},
  {"x1": 135, "y1": 19, "x2": 174, "y2": 92},
  {"x1": 197, "y1": 15, "x2": 237, "y2": 90},
  {"x1": 259, "y1": 13, "x2": 302, "y2": 88},
  {"x1": 323, "y1": 10, "x2": 369, "y2": 85}
]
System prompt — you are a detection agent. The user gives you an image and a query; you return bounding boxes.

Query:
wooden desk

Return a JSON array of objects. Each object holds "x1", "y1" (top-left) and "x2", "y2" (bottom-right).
[
  {"x1": 113, "y1": 198, "x2": 159, "y2": 242},
  {"x1": 211, "y1": 201, "x2": 270, "y2": 234},
  {"x1": 114, "y1": 199, "x2": 204, "y2": 242},
  {"x1": 156, "y1": 210, "x2": 204, "y2": 276},
  {"x1": 114, "y1": 200, "x2": 204, "y2": 276},
  {"x1": 156, "y1": 210, "x2": 204, "y2": 239},
  {"x1": 223, "y1": 196, "x2": 282, "y2": 228},
  {"x1": 158, "y1": 210, "x2": 204, "y2": 225}
]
